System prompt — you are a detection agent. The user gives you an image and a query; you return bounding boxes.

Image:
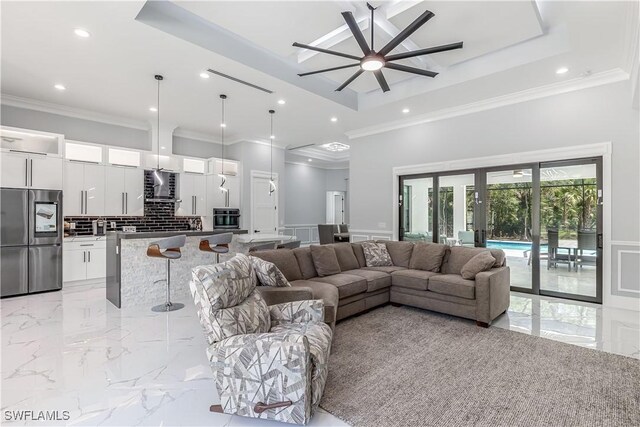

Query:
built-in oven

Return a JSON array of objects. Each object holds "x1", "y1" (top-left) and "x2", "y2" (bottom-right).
[{"x1": 213, "y1": 208, "x2": 240, "y2": 230}]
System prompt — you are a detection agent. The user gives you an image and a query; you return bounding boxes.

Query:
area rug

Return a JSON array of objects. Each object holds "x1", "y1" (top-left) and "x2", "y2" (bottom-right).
[{"x1": 319, "y1": 305, "x2": 640, "y2": 427}]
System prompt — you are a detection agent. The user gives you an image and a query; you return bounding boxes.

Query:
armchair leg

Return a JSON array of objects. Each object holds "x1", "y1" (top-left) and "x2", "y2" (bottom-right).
[
  {"x1": 210, "y1": 404, "x2": 224, "y2": 413},
  {"x1": 476, "y1": 321, "x2": 489, "y2": 328}
]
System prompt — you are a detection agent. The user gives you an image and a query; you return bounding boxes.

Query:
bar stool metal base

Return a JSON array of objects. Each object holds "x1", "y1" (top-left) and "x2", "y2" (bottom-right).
[{"x1": 152, "y1": 302, "x2": 184, "y2": 312}]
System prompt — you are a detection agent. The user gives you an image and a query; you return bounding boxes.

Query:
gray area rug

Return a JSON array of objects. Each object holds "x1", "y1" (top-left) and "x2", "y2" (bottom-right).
[{"x1": 319, "y1": 305, "x2": 640, "y2": 427}]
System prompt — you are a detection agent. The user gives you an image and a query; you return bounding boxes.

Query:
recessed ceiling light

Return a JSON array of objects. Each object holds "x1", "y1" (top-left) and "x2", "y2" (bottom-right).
[
  {"x1": 278, "y1": 99, "x2": 286, "y2": 105},
  {"x1": 74, "y1": 28, "x2": 91, "y2": 38},
  {"x1": 330, "y1": 117, "x2": 337, "y2": 122},
  {"x1": 270, "y1": 135, "x2": 275, "y2": 140},
  {"x1": 199, "y1": 72, "x2": 209, "y2": 79},
  {"x1": 308, "y1": 158, "x2": 313, "y2": 162},
  {"x1": 149, "y1": 107, "x2": 157, "y2": 112},
  {"x1": 402, "y1": 108, "x2": 410, "y2": 114},
  {"x1": 556, "y1": 67, "x2": 569, "y2": 74},
  {"x1": 54, "y1": 84, "x2": 66, "y2": 91},
  {"x1": 220, "y1": 123, "x2": 226, "y2": 128},
  {"x1": 161, "y1": 146, "x2": 166, "y2": 150}
]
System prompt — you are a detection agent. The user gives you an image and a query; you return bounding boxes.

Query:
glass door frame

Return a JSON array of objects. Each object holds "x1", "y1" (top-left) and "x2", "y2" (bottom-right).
[{"x1": 398, "y1": 157, "x2": 603, "y2": 304}]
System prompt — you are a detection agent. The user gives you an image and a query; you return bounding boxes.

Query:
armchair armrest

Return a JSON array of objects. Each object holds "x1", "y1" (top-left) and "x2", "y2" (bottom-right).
[
  {"x1": 269, "y1": 299, "x2": 324, "y2": 325},
  {"x1": 209, "y1": 331, "x2": 313, "y2": 424},
  {"x1": 475, "y1": 266, "x2": 510, "y2": 324},
  {"x1": 256, "y1": 286, "x2": 313, "y2": 306}
]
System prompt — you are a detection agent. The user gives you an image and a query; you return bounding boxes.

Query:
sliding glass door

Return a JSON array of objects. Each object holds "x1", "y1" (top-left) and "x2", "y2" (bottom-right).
[{"x1": 399, "y1": 157, "x2": 603, "y2": 304}]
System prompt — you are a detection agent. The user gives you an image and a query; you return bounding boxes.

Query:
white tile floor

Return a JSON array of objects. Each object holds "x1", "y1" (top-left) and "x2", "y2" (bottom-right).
[{"x1": 1, "y1": 282, "x2": 638, "y2": 426}]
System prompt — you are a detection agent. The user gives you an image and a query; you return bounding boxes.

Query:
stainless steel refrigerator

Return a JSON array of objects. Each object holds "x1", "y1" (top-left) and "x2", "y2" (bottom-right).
[{"x1": 1, "y1": 189, "x2": 63, "y2": 297}]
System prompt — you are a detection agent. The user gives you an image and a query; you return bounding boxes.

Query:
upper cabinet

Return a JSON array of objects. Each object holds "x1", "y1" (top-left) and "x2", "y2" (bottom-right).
[
  {"x1": 104, "y1": 166, "x2": 144, "y2": 216},
  {"x1": 63, "y1": 161, "x2": 105, "y2": 216},
  {"x1": 176, "y1": 172, "x2": 206, "y2": 216},
  {"x1": 0, "y1": 151, "x2": 63, "y2": 190}
]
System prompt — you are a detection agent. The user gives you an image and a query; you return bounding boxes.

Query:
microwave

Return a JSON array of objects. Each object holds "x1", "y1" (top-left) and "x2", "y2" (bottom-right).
[{"x1": 213, "y1": 208, "x2": 240, "y2": 230}]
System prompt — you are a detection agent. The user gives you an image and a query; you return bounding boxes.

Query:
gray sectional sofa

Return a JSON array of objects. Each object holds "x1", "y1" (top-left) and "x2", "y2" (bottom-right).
[{"x1": 253, "y1": 240, "x2": 511, "y2": 328}]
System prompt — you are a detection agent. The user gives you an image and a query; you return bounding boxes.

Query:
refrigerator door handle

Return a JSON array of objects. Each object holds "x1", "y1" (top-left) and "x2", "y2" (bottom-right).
[
  {"x1": 81, "y1": 190, "x2": 84, "y2": 214},
  {"x1": 30, "y1": 159, "x2": 33, "y2": 187},
  {"x1": 125, "y1": 192, "x2": 128, "y2": 214},
  {"x1": 25, "y1": 158, "x2": 29, "y2": 187}
]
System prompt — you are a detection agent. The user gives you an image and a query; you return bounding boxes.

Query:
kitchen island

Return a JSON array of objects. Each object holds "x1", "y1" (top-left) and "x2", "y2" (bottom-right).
[{"x1": 106, "y1": 230, "x2": 248, "y2": 309}]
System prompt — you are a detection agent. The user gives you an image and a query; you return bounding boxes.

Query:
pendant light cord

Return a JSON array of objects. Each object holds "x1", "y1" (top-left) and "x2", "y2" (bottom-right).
[
  {"x1": 156, "y1": 76, "x2": 161, "y2": 170},
  {"x1": 270, "y1": 112, "x2": 273, "y2": 180},
  {"x1": 221, "y1": 95, "x2": 226, "y2": 174}
]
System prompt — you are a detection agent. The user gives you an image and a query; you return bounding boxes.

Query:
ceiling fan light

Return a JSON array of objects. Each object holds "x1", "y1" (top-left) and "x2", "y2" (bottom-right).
[
  {"x1": 361, "y1": 56, "x2": 385, "y2": 71},
  {"x1": 513, "y1": 170, "x2": 524, "y2": 178}
]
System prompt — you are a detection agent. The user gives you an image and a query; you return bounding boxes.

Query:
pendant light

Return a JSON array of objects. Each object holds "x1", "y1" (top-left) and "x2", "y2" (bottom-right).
[
  {"x1": 219, "y1": 94, "x2": 228, "y2": 197},
  {"x1": 268, "y1": 109, "x2": 277, "y2": 195},
  {"x1": 153, "y1": 74, "x2": 164, "y2": 185}
]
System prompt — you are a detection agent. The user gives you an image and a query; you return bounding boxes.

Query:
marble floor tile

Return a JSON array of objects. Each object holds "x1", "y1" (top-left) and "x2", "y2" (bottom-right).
[{"x1": 1, "y1": 282, "x2": 637, "y2": 426}]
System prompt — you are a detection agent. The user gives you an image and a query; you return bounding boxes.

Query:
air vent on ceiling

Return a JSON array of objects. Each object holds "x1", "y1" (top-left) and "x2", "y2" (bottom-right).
[
  {"x1": 286, "y1": 143, "x2": 315, "y2": 151},
  {"x1": 207, "y1": 69, "x2": 273, "y2": 94}
]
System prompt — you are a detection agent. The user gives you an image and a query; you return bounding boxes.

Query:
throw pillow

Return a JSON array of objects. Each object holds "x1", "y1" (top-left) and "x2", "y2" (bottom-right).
[
  {"x1": 249, "y1": 256, "x2": 291, "y2": 287},
  {"x1": 460, "y1": 251, "x2": 496, "y2": 279},
  {"x1": 310, "y1": 245, "x2": 341, "y2": 277},
  {"x1": 409, "y1": 242, "x2": 447, "y2": 272},
  {"x1": 332, "y1": 242, "x2": 360, "y2": 271},
  {"x1": 361, "y1": 242, "x2": 393, "y2": 267}
]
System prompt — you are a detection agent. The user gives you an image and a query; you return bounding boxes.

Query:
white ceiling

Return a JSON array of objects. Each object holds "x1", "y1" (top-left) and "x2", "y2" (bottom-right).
[{"x1": 1, "y1": 1, "x2": 636, "y2": 159}]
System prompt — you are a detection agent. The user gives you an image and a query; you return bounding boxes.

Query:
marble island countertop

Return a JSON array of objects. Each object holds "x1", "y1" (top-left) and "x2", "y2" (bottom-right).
[{"x1": 110, "y1": 229, "x2": 248, "y2": 239}]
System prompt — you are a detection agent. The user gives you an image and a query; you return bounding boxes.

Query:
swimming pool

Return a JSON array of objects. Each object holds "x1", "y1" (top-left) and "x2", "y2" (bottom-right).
[{"x1": 486, "y1": 240, "x2": 548, "y2": 251}]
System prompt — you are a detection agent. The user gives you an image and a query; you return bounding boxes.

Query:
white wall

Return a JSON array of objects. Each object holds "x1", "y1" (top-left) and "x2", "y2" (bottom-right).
[{"x1": 349, "y1": 80, "x2": 639, "y2": 308}]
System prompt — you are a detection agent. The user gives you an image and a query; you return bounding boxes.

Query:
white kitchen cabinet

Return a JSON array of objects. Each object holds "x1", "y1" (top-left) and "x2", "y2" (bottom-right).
[
  {"x1": 105, "y1": 166, "x2": 144, "y2": 216},
  {"x1": 63, "y1": 161, "x2": 105, "y2": 216},
  {"x1": 1, "y1": 151, "x2": 62, "y2": 190},
  {"x1": 63, "y1": 239, "x2": 106, "y2": 282},
  {"x1": 177, "y1": 173, "x2": 206, "y2": 216},
  {"x1": 226, "y1": 175, "x2": 240, "y2": 208},
  {"x1": 206, "y1": 174, "x2": 225, "y2": 210}
]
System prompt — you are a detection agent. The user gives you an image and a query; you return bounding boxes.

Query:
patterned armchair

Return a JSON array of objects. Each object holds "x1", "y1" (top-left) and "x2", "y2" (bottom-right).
[{"x1": 189, "y1": 253, "x2": 333, "y2": 425}]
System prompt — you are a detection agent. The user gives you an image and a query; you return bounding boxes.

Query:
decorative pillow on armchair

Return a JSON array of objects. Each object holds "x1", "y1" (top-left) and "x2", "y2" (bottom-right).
[
  {"x1": 249, "y1": 256, "x2": 291, "y2": 287},
  {"x1": 361, "y1": 242, "x2": 393, "y2": 267}
]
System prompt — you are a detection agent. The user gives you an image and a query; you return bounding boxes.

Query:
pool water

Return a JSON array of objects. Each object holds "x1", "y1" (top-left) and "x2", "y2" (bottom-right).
[{"x1": 487, "y1": 240, "x2": 548, "y2": 252}]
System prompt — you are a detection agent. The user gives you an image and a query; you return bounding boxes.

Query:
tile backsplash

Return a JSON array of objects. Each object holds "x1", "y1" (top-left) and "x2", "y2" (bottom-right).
[{"x1": 64, "y1": 170, "x2": 202, "y2": 236}]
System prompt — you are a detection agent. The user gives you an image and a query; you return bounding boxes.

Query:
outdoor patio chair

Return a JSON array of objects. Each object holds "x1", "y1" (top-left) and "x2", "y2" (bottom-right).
[
  {"x1": 547, "y1": 229, "x2": 572, "y2": 270},
  {"x1": 576, "y1": 229, "x2": 597, "y2": 269},
  {"x1": 458, "y1": 230, "x2": 475, "y2": 247}
]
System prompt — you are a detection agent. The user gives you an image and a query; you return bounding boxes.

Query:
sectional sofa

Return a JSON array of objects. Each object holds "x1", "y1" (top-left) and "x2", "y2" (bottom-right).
[{"x1": 252, "y1": 240, "x2": 510, "y2": 328}]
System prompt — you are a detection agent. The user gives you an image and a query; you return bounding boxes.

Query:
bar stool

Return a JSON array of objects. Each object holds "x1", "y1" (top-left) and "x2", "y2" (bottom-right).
[
  {"x1": 199, "y1": 233, "x2": 233, "y2": 263},
  {"x1": 147, "y1": 235, "x2": 186, "y2": 312}
]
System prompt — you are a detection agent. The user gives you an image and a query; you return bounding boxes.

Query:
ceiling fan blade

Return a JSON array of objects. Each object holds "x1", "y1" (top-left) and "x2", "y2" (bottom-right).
[
  {"x1": 292, "y1": 42, "x2": 361, "y2": 61},
  {"x1": 385, "y1": 41, "x2": 463, "y2": 62},
  {"x1": 336, "y1": 69, "x2": 364, "y2": 91},
  {"x1": 341, "y1": 11, "x2": 371, "y2": 55},
  {"x1": 377, "y1": 10, "x2": 435, "y2": 57},
  {"x1": 385, "y1": 62, "x2": 438, "y2": 78},
  {"x1": 373, "y1": 70, "x2": 390, "y2": 92},
  {"x1": 298, "y1": 63, "x2": 361, "y2": 77}
]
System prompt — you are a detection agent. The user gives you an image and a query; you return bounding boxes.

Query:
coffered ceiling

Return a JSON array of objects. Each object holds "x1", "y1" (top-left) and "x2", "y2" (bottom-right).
[{"x1": 1, "y1": 1, "x2": 636, "y2": 160}]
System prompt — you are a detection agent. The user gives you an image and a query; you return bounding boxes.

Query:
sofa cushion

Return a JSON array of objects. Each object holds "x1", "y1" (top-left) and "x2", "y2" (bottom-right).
[
  {"x1": 382, "y1": 241, "x2": 414, "y2": 267},
  {"x1": 310, "y1": 273, "x2": 367, "y2": 298},
  {"x1": 310, "y1": 245, "x2": 341, "y2": 277},
  {"x1": 291, "y1": 280, "x2": 338, "y2": 324},
  {"x1": 251, "y1": 250, "x2": 303, "y2": 281},
  {"x1": 293, "y1": 247, "x2": 317, "y2": 279},
  {"x1": 345, "y1": 269, "x2": 392, "y2": 292},
  {"x1": 460, "y1": 251, "x2": 496, "y2": 279},
  {"x1": 391, "y1": 269, "x2": 440, "y2": 291},
  {"x1": 330, "y1": 242, "x2": 360, "y2": 271},
  {"x1": 428, "y1": 274, "x2": 476, "y2": 300},
  {"x1": 409, "y1": 242, "x2": 447, "y2": 272},
  {"x1": 249, "y1": 256, "x2": 291, "y2": 287},
  {"x1": 362, "y1": 242, "x2": 393, "y2": 267},
  {"x1": 363, "y1": 266, "x2": 408, "y2": 273},
  {"x1": 351, "y1": 242, "x2": 374, "y2": 268}
]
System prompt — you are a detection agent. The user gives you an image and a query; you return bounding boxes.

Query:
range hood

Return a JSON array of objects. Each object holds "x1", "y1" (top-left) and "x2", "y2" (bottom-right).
[{"x1": 145, "y1": 170, "x2": 179, "y2": 202}]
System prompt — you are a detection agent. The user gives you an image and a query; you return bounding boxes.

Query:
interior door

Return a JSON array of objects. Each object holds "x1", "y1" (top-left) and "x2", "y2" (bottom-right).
[
  {"x1": 1, "y1": 152, "x2": 29, "y2": 189},
  {"x1": 30, "y1": 156, "x2": 63, "y2": 190},
  {"x1": 84, "y1": 164, "x2": 105, "y2": 216},
  {"x1": 252, "y1": 176, "x2": 276, "y2": 234},
  {"x1": 104, "y1": 166, "x2": 125, "y2": 216}
]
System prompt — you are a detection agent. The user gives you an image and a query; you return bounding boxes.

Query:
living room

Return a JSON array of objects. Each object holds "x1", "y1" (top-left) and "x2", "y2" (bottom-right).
[{"x1": 1, "y1": 1, "x2": 639, "y2": 426}]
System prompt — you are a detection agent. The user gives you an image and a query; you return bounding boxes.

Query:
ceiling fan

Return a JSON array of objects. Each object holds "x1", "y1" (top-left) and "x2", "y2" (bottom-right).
[{"x1": 293, "y1": 3, "x2": 463, "y2": 92}]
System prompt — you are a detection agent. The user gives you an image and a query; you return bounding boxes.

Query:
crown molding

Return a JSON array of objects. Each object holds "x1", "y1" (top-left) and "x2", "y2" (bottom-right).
[
  {"x1": 0, "y1": 93, "x2": 149, "y2": 131},
  {"x1": 345, "y1": 68, "x2": 630, "y2": 140}
]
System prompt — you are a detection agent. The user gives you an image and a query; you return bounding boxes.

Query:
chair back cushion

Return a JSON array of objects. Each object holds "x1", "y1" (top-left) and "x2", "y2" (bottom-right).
[
  {"x1": 293, "y1": 247, "x2": 318, "y2": 279},
  {"x1": 329, "y1": 242, "x2": 360, "y2": 271},
  {"x1": 382, "y1": 241, "x2": 414, "y2": 267},
  {"x1": 362, "y1": 242, "x2": 393, "y2": 267},
  {"x1": 310, "y1": 245, "x2": 342, "y2": 276},
  {"x1": 250, "y1": 256, "x2": 291, "y2": 287},
  {"x1": 251, "y1": 249, "x2": 303, "y2": 281},
  {"x1": 409, "y1": 242, "x2": 447, "y2": 272},
  {"x1": 190, "y1": 253, "x2": 270, "y2": 345}
]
